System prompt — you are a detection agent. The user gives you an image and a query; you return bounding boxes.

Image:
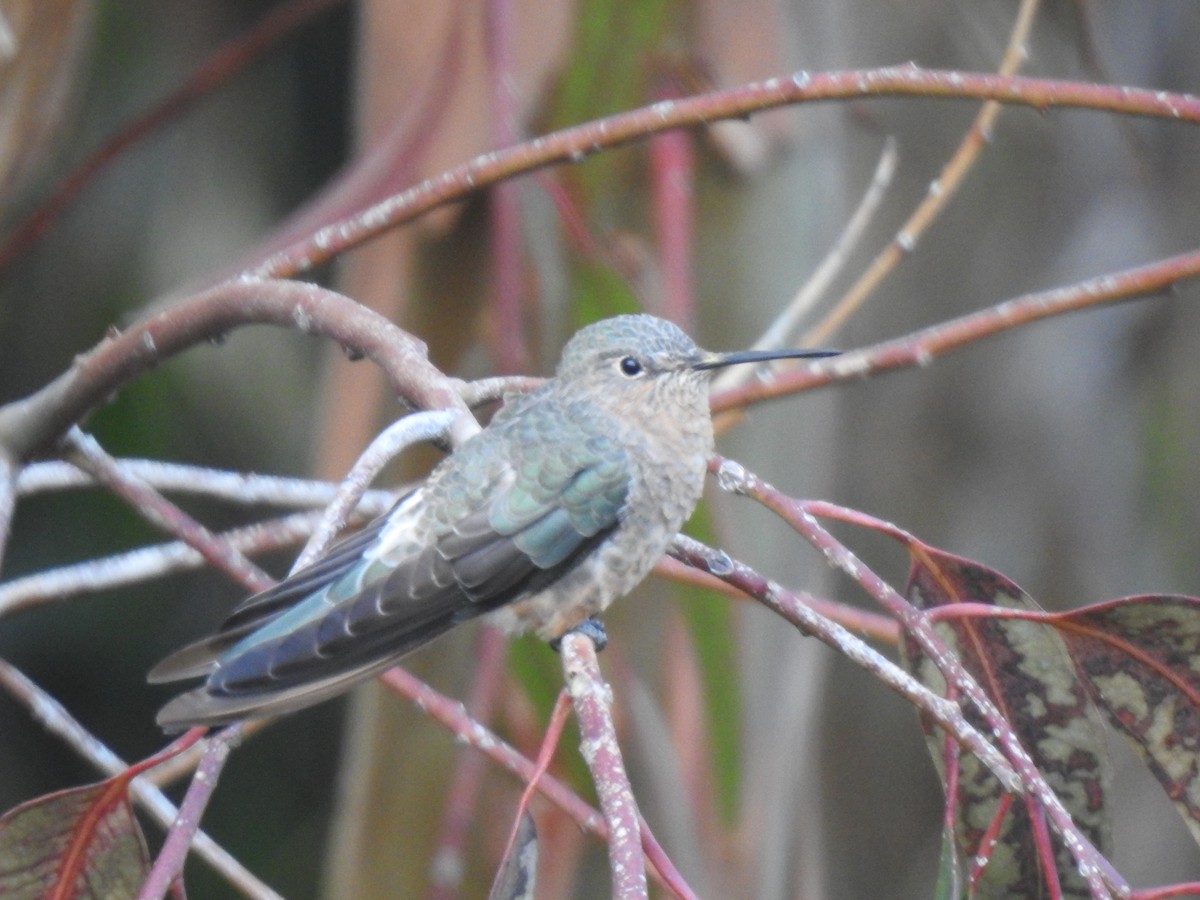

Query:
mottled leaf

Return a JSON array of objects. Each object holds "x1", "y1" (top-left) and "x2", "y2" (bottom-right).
[
  {"x1": 901, "y1": 544, "x2": 1111, "y2": 899},
  {"x1": 0, "y1": 778, "x2": 150, "y2": 900},
  {"x1": 488, "y1": 810, "x2": 538, "y2": 900},
  {"x1": 1047, "y1": 594, "x2": 1200, "y2": 846}
]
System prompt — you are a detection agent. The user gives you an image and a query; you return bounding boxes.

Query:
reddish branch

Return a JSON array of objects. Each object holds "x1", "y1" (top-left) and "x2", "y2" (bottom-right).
[
  {"x1": 378, "y1": 666, "x2": 699, "y2": 898},
  {"x1": 560, "y1": 631, "x2": 649, "y2": 899},
  {"x1": 63, "y1": 428, "x2": 275, "y2": 593},
  {"x1": 243, "y1": 66, "x2": 1200, "y2": 281},
  {"x1": 0, "y1": 279, "x2": 475, "y2": 463},
  {"x1": 709, "y1": 457, "x2": 1127, "y2": 897},
  {"x1": 712, "y1": 247, "x2": 1200, "y2": 413}
]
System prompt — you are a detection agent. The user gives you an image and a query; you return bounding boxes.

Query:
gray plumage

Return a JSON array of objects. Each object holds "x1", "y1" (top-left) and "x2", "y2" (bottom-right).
[{"x1": 150, "y1": 314, "x2": 836, "y2": 729}]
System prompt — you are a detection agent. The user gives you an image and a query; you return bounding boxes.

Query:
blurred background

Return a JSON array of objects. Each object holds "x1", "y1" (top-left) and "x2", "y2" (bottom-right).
[{"x1": 2, "y1": 0, "x2": 1200, "y2": 897}]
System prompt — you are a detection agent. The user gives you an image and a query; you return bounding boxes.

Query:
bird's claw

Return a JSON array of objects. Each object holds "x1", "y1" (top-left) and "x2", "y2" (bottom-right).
[{"x1": 550, "y1": 617, "x2": 608, "y2": 653}]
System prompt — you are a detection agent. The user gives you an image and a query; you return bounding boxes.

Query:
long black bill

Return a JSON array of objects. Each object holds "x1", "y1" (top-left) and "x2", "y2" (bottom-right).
[{"x1": 693, "y1": 347, "x2": 841, "y2": 370}]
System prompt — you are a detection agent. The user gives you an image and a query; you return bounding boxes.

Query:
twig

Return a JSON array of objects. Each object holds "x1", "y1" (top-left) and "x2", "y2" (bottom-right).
[
  {"x1": 14, "y1": 459, "x2": 399, "y2": 508},
  {"x1": 62, "y1": 428, "x2": 274, "y2": 593},
  {"x1": 292, "y1": 409, "x2": 458, "y2": 570},
  {"x1": 560, "y1": 631, "x2": 648, "y2": 899},
  {"x1": 0, "y1": 659, "x2": 279, "y2": 899},
  {"x1": 378, "y1": 666, "x2": 698, "y2": 898},
  {"x1": 485, "y1": 689, "x2": 572, "y2": 899},
  {"x1": 138, "y1": 726, "x2": 243, "y2": 900},
  {"x1": 710, "y1": 136, "x2": 897, "y2": 393},
  {"x1": 241, "y1": 66, "x2": 1200, "y2": 283},
  {"x1": 0, "y1": 279, "x2": 477, "y2": 462},
  {"x1": 710, "y1": 457, "x2": 1127, "y2": 897},
  {"x1": 667, "y1": 535, "x2": 1018, "y2": 791},
  {"x1": 711, "y1": 245, "x2": 1200, "y2": 414},
  {"x1": 805, "y1": 0, "x2": 1043, "y2": 344},
  {"x1": 454, "y1": 375, "x2": 543, "y2": 408},
  {"x1": 0, "y1": 508, "x2": 386, "y2": 618},
  {"x1": 652, "y1": 554, "x2": 900, "y2": 645}
]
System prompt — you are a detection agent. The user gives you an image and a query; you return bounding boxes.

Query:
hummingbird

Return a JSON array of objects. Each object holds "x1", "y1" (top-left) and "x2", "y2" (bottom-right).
[{"x1": 150, "y1": 314, "x2": 837, "y2": 729}]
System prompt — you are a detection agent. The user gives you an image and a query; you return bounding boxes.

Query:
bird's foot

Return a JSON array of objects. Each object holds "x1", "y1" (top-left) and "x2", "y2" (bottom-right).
[{"x1": 550, "y1": 617, "x2": 608, "y2": 653}]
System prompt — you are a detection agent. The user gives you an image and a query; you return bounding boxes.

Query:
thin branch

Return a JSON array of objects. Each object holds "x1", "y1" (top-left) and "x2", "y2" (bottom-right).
[
  {"x1": 805, "y1": 0, "x2": 1043, "y2": 344},
  {"x1": 138, "y1": 726, "x2": 243, "y2": 900},
  {"x1": 710, "y1": 457, "x2": 1127, "y2": 897},
  {"x1": 710, "y1": 135, "x2": 897, "y2": 393},
  {"x1": 711, "y1": 246, "x2": 1200, "y2": 414},
  {"x1": 652, "y1": 554, "x2": 900, "y2": 645},
  {"x1": 378, "y1": 666, "x2": 698, "y2": 898},
  {"x1": 62, "y1": 428, "x2": 274, "y2": 593},
  {"x1": 15, "y1": 459, "x2": 399, "y2": 509},
  {"x1": 560, "y1": 631, "x2": 648, "y2": 899},
  {"x1": 292, "y1": 410, "x2": 458, "y2": 570},
  {"x1": 455, "y1": 375, "x2": 543, "y2": 408},
  {"x1": 0, "y1": 658, "x2": 279, "y2": 899},
  {"x1": 0, "y1": 279, "x2": 477, "y2": 463},
  {"x1": 241, "y1": 66, "x2": 1200, "y2": 282},
  {"x1": 0, "y1": 508, "x2": 386, "y2": 618},
  {"x1": 667, "y1": 535, "x2": 1018, "y2": 791}
]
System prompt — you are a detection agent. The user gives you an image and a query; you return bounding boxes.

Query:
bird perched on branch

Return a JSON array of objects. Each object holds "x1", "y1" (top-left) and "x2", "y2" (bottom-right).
[{"x1": 150, "y1": 314, "x2": 837, "y2": 729}]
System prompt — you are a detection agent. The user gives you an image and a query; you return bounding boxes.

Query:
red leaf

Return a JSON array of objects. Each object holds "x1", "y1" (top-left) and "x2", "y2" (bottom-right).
[{"x1": 0, "y1": 777, "x2": 150, "y2": 900}]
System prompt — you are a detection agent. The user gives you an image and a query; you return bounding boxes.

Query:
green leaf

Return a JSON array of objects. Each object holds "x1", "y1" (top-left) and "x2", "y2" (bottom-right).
[
  {"x1": 933, "y1": 818, "x2": 964, "y2": 900},
  {"x1": 0, "y1": 778, "x2": 151, "y2": 900}
]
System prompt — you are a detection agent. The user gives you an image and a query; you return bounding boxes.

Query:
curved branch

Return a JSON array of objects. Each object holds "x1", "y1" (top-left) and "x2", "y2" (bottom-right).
[
  {"x1": 244, "y1": 66, "x2": 1200, "y2": 281},
  {"x1": 0, "y1": 279, "x2": 476, "y2": 462}
]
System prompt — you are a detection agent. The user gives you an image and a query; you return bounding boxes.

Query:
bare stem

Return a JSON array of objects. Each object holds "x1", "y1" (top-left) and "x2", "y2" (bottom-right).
[
  {"x1": 709, "y1": 456, "x2": 1127, "y2": 897},
  {"x1": 0, "y1": 508, "x2": 386, "y2": 618},
  {"x1": 62, "y1": 428, "x2": 274, "y2": 592},
  {"x1": 712, "y1": 247, "x2": 1200, "y2": 414},
  {"x1": 0, "y1": 279, "x2": 475, "y2": 462},
  {"x1": 239, "y1": 66, "x2": 1200, "y2": 282},
  {"x1": 667, "y1": 534, "x2": 1018, "y2": 791},
  {"x1": 138, "y1": 726, "x2": 243, "y2": 900},
  {"x1": 291, "y1": 410, "x2": 459, "y2": 571},
  {"x1": 806, "y1": 0, "x2": 1043, "y2": 344},
  {"x1": 560, "y1": 632, "x2": 648, "y2": 899}
]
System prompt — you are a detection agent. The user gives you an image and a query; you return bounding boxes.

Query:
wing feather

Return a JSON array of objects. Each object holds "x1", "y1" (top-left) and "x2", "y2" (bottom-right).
[{"x1": 153, "y1": 414, "x2": 632, "y2": 729}]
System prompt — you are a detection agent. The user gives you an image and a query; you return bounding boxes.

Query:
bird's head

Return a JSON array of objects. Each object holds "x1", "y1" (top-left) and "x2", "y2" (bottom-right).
[{"x1": 553, "y1": 314, "x2": 838, "y2": 417}]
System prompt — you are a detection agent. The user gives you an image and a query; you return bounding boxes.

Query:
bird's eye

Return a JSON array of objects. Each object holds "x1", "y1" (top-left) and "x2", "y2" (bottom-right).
[{"x1": 618, "y1": 356, "x2": 643, "y2": 377}]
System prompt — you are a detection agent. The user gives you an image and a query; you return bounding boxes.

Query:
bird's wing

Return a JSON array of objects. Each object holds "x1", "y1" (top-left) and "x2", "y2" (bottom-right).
[
  {"x1": 147, "y1": 516, "x2": 392, "y2": 683},
  {"x1": 153, "y1": 428, "x2": 631, "y2": 729}
]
